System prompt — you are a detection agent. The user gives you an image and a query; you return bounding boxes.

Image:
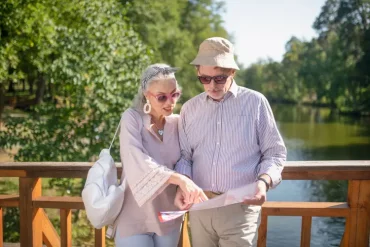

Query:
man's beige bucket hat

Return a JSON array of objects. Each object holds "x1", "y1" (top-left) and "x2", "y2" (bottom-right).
[{"x1": 190, "y1": 37, "x2": 239, "y2": 70}]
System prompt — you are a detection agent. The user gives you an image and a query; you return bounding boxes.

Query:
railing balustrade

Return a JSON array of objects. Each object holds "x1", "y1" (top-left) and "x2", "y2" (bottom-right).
[{"x1": 0, "y1": 161, "x2": 369, "y2": 247}]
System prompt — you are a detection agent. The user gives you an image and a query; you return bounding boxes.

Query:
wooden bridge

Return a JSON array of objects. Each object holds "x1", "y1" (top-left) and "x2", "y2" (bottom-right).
[{"x1": 0, "y1": 161, "x2": 369, "y2": 247}]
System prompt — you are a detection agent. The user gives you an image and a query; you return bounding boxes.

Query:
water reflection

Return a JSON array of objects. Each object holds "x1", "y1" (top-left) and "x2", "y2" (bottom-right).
[{"x1": 269, "y1": 104, "x2": 370, "y2": 247}]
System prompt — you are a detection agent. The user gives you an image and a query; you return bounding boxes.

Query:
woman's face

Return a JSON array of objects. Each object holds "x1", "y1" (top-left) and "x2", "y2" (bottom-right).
[{"x1": 145, "y1": 78, "x2": 181, "y2": 117}]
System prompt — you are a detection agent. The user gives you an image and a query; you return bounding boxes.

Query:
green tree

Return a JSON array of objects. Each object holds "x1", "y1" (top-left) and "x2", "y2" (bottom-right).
[
  {"x1": 314, "y1": 0, "x2": 370, "y2": 112},
  {"x1": 1, "y1": 0, "x2": 233, "y2": 243},
  {"x1": 0, "y1": 0, "x2": 59, "y2": 117},
  {"x1": 0, "y1": 0, "x2": 150, "y2": 244},
  {"x1": 241, "y1": 0, "x2": 369, "y2": 115},
  {"x1": 121, "y1": 0, "x2": 230, "y2": 102}
]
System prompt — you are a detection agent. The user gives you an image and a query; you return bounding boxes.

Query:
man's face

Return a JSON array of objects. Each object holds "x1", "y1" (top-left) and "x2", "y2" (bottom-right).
[{"x1": 198, "y1": 66, "x2": 234, "y2": 101}]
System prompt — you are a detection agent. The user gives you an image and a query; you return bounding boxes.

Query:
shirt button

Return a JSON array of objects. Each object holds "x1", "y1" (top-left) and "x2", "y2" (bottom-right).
[
  {"x1": 217, "y1": 122, "x2": 221, "y2": 124},
  {"x1": 213, "y1": 162, "x2": 216, "y2": 166},
  {"x1": 216, "y1": 142, "x2": 219, "y2": 145},
  {"x1": 212, "y1": 183, "x2": 215, "y2": 187}
]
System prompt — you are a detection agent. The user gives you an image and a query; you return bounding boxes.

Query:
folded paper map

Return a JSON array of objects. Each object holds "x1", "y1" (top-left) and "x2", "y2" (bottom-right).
[{"x1": 158, "y1": 182, "x2": 257, "y2": 222}]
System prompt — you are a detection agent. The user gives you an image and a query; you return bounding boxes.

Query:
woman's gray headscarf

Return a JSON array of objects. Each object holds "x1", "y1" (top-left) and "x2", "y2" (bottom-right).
[{"x1": 140, "y1": 64, "x2": 178, "y2": 91}]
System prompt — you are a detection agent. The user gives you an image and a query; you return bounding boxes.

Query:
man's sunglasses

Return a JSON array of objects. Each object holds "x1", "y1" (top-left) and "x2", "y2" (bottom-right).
[
  {"x1": 147, "y1": 91, "x2": 181, "y2": 103},
  {"x1": 197, "y1": 75, "x2": 229, "y2": 84}
]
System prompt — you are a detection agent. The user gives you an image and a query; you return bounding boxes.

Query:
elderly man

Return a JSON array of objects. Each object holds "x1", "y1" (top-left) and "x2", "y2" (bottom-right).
[{"x1": 174, "y1": 37, "x2": 287, "y2": 247}]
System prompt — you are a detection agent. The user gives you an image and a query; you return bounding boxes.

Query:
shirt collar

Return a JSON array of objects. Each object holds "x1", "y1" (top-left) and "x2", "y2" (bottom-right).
[
  {"x1": 203, "y1": 79, "x2": 239, "y2": 102},
  {"x1": 228, "y1": 80, "x2": 238, "y2": 98}
]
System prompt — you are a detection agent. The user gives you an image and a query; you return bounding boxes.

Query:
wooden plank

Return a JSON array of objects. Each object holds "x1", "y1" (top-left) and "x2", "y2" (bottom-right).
[
  {"x1": 347, "y1": 180, "x2": 361, "y2": 247},
  {"x1": 0, "y1": 207, "x2": 3, "y2": 247},
  {"x1": 0, "y1": 162, "x2": 95, "y2": 169},
  {"x1": 355, "y1": 207, "x2": 369, "y2": 247},
  {"x1": 0, "y1": 195, "x2": 19, "y2": 207},
  {"x1": 300, "y1": 216, "x2": 312, "y2": 247},
  {"x1": 0, "y1": 170, "x2": 26, "y2": 178},
  {"x1": 33, "y1": 196, "x2": 84, "y2": 210},
  {"x1": 282, "y1": 171, "x2": 370, "y2": 180},
  {"x1": 262, "y1": 202, "x2": 349, "y2": 217},
  {"x1": 28, "y1": 171, "x2": 89, "y2": 179},
  {"x1": 41, "y1": 209, "x2": 60, "y2": 247},
  {"x1": 348, "y1": 206, "x2": 359, "y2": 246},
  {"x1": 0, "y1": 161, "x2": 369, "y2": 179},
  {"x1": 354, "y1": 181, "x2": 370, "y2": 247},
  {"x1": 60, "y1": 209, "x2": 71, "y2": 247},
  {"x1": 178, "y1": 213, "x2": 191, "y2": 247},
  {"x1": 257, "y1": 213, "x2": 268, "y2": 247},
  {"x1": 340, "y1": 215, "x2": 350, "y2": 247},
  {"x1": 283, "y1": 160, "x2": 370, "y2": 170},
  {"x1": 19, "y1": 178, "x2": 42, "y2": 247},
  {"x1": 94, "y1": 228, "x2": 105, "y2": 247},
  {"x1": 0, "y1": 162, "x2": 95, "y2": 179}
]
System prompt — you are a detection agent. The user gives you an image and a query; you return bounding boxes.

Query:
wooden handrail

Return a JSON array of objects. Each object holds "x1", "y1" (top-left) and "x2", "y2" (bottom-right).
[
  {"x1": 33, "y1": 196, "x2": 84, "y2": 209},
  {"x1": 0, "y1": 161, "x2": 369, "y2": 247},
  {"x1": 1, "y1": 160, "x2": 370, "y2": 179},
  {"x1": 0, "y1": 195, "x2": 19, "y2": 207}
]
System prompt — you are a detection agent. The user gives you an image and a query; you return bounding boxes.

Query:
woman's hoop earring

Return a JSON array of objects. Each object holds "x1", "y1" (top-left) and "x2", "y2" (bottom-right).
[{"x1": 143, "y1": 99, "x2": 151, "y2": 114}]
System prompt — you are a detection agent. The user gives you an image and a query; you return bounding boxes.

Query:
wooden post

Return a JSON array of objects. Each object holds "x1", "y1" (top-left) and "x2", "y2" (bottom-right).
[
  {"x1": 300, "y1": 216, "x2": 312, "y2": 247},
  {"x1": 60, "y1": 209, "x2": 72, "y2": 247},
  {"x1": 42, "y1": 208, "x2": 61, "y2": 247},
  {"x1": 95, "y1": 228, "x2": 106, "y2": 247},
  {"x1": 178, "y1": 213, "x2": 191, "y2": 247},
  {"x1": 0, "y1": 207, "x2": 3, "y2": 247},
  {"x1": 19, "y1": 178, "x2": 43, "y2": 247},
  {"x1": 257, "y1": 213, "x2": 268, "y2": 247},
  {"x1": 345, "y1": 180, "x2": 370, "y2": 247}
]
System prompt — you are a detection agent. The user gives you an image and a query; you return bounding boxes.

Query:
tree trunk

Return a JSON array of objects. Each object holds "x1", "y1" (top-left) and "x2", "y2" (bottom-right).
[
  {"x1": 35, "y1": 73, "x2": 46, "y2": 104},
  {"x1": 357, "y1": 3, "x2": 369, "y2": 32},
  {"x1": 29, "y1": 80, "x2": 34, "y2": 95},
  {"x1": 8, "y1": 80, "x2": 15, "y2": 95},
  {"x1": 0, "y1": 82, "x2": 4, "y2": 120}
]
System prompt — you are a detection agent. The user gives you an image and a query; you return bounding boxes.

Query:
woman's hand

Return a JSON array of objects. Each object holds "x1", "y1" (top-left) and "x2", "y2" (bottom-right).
[
  {"x1": 174, "y1": 188, "x2": 192, "y2": 210},
  {"x1": 177, "y1": 175, "x2": 208, "y2": 205},
  {"x1": 174, "y1": 186, "x2": 208, "y2": 210},
  {"x1": 168, "y1": 173, "x2": 208, "y2": 205}
]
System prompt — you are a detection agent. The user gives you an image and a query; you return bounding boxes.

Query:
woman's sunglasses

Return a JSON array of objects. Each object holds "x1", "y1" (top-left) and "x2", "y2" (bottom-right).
[
  {"x1": 197, "y1": 75, "x2": 229, "y2": 84},
  {"x1": 147, "y1": 91, "x2": 181, "y2": 103}
]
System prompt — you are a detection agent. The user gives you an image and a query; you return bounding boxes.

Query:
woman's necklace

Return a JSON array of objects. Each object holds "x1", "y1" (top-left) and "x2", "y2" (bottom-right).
[{"x1": 151, "y1": 119, "x2": 164, "y2": 136}]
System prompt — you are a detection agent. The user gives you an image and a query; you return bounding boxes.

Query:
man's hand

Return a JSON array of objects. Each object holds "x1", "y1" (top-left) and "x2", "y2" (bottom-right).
[{"x1": 242, "y1": 180, "x2": 267, "y2": 205}]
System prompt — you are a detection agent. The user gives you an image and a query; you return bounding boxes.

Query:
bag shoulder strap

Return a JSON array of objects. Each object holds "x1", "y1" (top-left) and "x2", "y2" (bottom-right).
[
  {"x1": 108, "y1": 109, "x2": 144, "y2": 151},
  {"x1": 108, "y1": 115, "x2": 123, "y2": 151}
]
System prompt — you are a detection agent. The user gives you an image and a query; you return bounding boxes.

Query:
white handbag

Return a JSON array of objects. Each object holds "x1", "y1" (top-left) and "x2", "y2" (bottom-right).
[{"x1": 82, "y1": 117, "x2": 125, "y2": 238}]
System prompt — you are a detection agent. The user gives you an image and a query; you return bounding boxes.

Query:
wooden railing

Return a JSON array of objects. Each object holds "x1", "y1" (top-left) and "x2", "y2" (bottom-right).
[{"x1": 0, "y1": 161, "x2": 369, "y2": 247}]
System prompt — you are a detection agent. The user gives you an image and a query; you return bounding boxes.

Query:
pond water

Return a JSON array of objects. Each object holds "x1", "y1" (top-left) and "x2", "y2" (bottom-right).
[{"x1": 268, "y1": 104, "x2": 370, "y2": 247}]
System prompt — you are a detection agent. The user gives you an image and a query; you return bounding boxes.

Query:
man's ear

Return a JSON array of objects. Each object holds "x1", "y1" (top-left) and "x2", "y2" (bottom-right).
[{"x1": 230, "y1": 69, "x2": 236, "y2": 78}]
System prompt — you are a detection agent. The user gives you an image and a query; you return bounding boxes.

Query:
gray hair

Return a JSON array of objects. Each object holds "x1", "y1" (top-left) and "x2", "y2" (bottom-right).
[{"x1": 132, "y1": 63, "x2": 179, "y2": 111}]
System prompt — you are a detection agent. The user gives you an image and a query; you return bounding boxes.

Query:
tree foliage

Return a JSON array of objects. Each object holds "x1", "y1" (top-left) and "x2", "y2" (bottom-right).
[
  {"x1": 1, "y1": 0, "x2": 151, "y2": 161},
  {"x1": 241, "y1": 0, "x2": 370, "y2": 114},
  {"x1": 0, "y1": 0, "x2": 230, "y2": 243},
  {"x1": 120, "y1": 0, "x2": 230, "y2": 101},
  {"x1": 1, "y1": 0, "x2": 151, "y2": 244}
]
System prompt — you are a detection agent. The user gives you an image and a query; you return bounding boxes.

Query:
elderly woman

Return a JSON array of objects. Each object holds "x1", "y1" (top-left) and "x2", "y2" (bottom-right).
[{"x1": 115, "y1": 64, "x2": 206, "y2": 247}]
